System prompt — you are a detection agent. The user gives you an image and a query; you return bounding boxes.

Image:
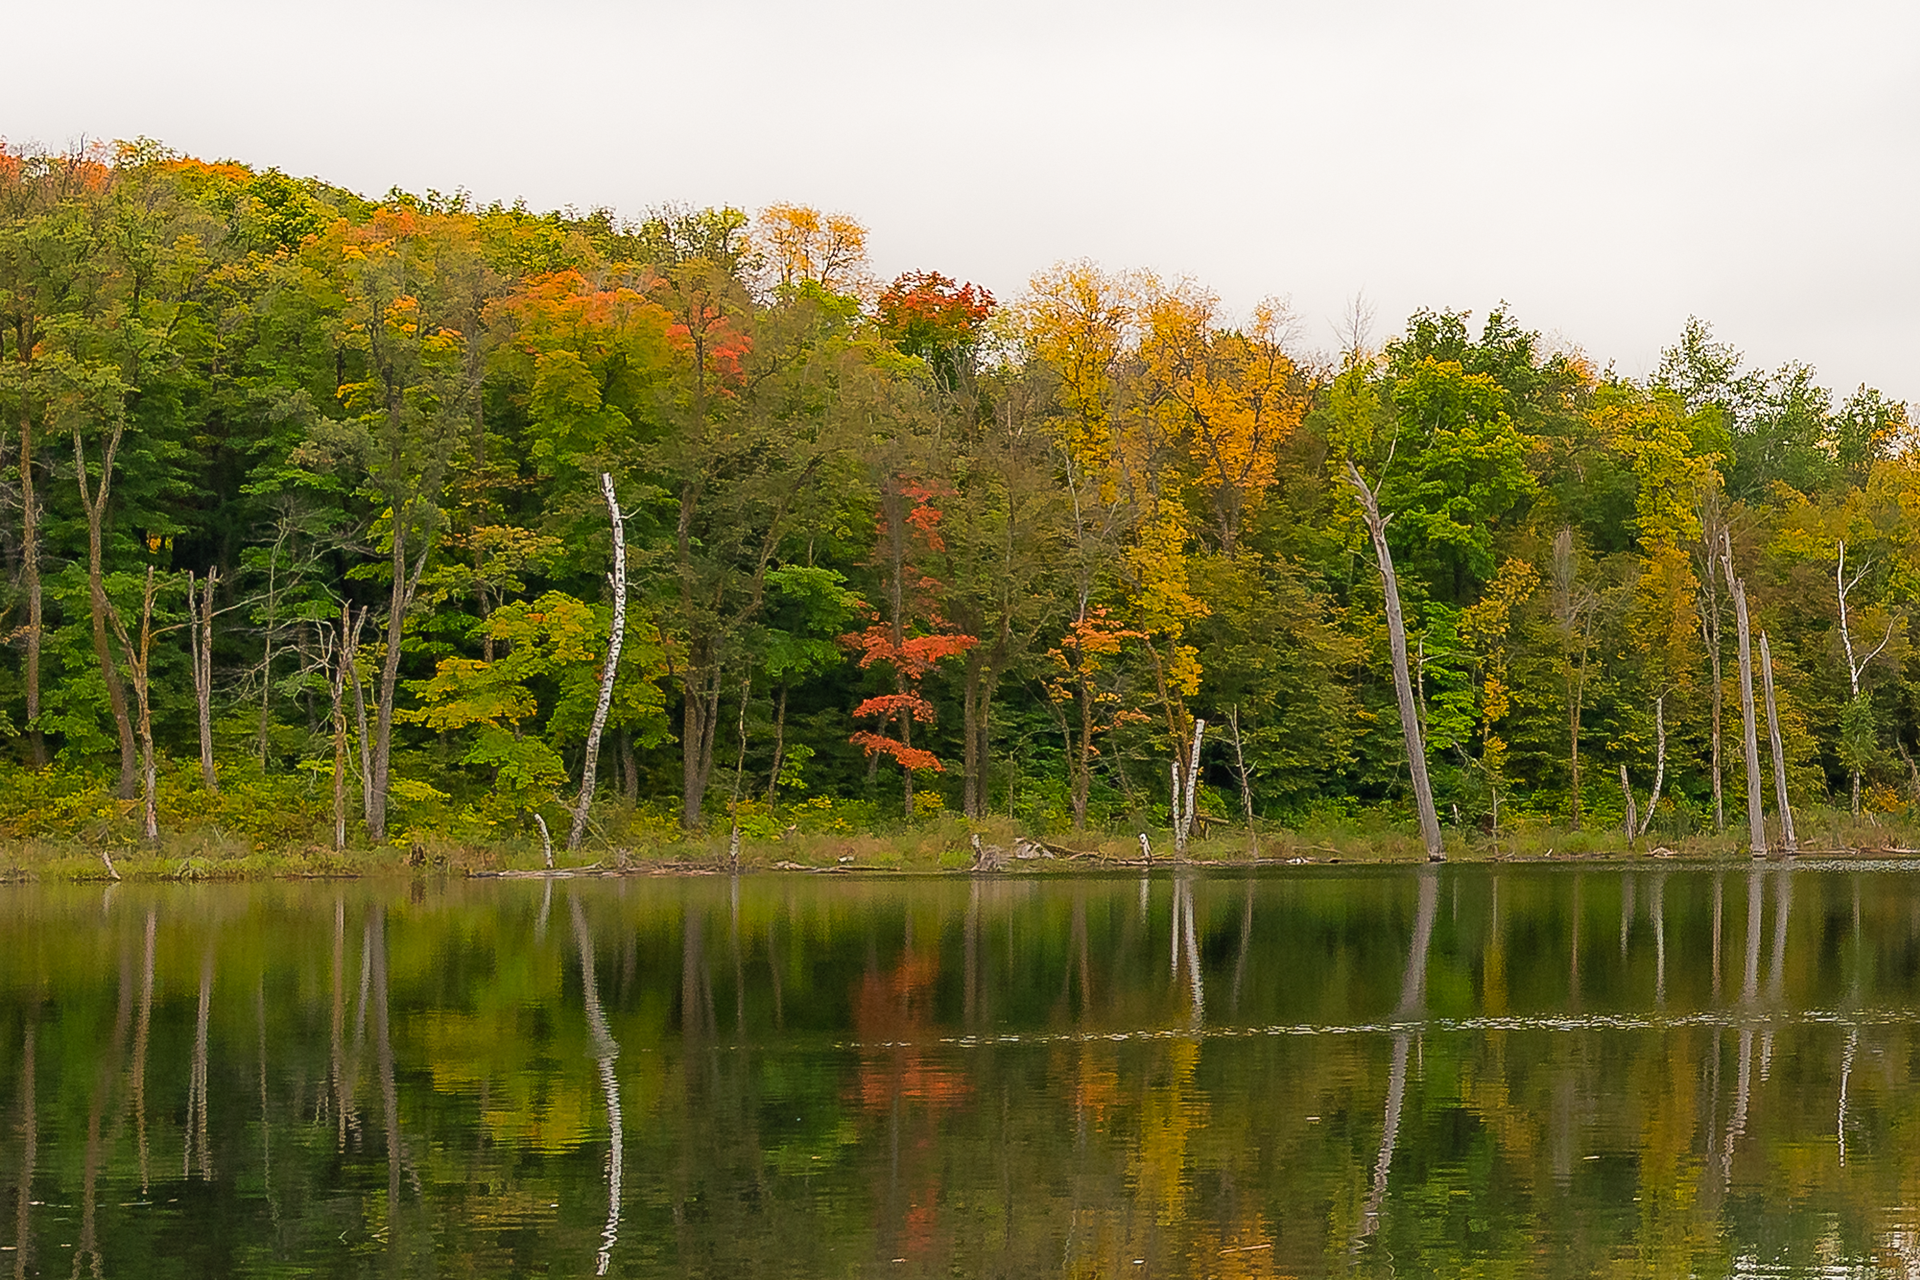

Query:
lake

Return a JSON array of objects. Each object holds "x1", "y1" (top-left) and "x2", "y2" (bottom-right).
[{"x1": 1, "y1": 861, "x2": 1917, "y2": 1277}]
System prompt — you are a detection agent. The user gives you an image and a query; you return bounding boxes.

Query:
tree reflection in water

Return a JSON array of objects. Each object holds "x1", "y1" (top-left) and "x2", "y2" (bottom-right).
[{"x1": 0, "y1": 864, "x2": 1916, "y2": 1277}]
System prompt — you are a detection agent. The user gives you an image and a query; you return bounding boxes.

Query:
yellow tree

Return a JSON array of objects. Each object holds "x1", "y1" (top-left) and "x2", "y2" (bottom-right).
[
  {"x1": 753, "y1": 203, "x2": 870, "y2": 296},
  {"x1": 1599, "y1": 383, "x2": 1720, "y2": 832}
]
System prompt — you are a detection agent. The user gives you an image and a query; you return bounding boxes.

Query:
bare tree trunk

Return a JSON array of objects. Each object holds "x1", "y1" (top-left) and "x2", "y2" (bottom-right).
[
  {"x1": 74, "y1": 422, "x2": 138, "y2": 797},
  {"x1": 1618, "y1": 764, "x2": 1638, "y2": 845},
  {"x1": 570, "y1": 474, "x2": 628, "y2": 853},
  {"x1": 189, "y1": 570, "x2": 219, "y2": 793},
  {"x1": 1228, "y1": 705, "x2": 1258, "y2": 857},
  {"x1": 1637, "y1": 693, "x2": 1667, "y2": 838},
  {"x1": 1720, "y1": 532, "x2": 1768, "y2": 858},
  {"x1": 1344, "y1": 464, "x2": 1444, "y2": 861},
  {"x1": 1759, "y1": 633, "x2": 1798, "y2": 855},
  {"x1": 1834, "y1": 540, "x2": 1891, "y2": 819}
]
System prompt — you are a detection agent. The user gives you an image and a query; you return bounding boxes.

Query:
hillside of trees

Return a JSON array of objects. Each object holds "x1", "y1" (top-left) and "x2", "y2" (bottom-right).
[{"x1": 0, "y1": 138, "x2": 1913, "y2": 859}]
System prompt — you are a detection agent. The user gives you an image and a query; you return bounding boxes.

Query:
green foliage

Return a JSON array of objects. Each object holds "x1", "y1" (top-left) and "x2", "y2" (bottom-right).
[{"x1": 0, "y1": 138, "x2": 1914, "y2": 855}]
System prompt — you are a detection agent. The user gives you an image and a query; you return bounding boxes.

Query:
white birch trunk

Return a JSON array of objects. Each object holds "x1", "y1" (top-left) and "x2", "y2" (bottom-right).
[
  {"x1": 569, "y1": 473, "x2": 627, "y2": 852},
  {"x1": 1759, "y1": 633, "x2": 1798, "y2": 855},
  {"x1": 1345, "y1": 463, "x2": 1445, "y2": 861}
]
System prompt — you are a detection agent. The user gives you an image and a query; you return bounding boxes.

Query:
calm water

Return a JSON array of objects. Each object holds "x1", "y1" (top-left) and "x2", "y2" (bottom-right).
[{"x1": 2, "y1": 862, "x2": 1919, "y2": 1278}]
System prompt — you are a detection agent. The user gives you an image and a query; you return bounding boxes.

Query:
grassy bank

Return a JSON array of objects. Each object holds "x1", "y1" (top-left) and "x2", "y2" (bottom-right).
[{"x1": 5, "y1": 805, "x2": 1918, "y2": 883}]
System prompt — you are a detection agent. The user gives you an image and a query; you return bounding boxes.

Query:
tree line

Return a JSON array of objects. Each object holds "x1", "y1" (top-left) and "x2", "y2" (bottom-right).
[{"x1": 0, "y1": 138, "x2": 1912, "y2": 853}]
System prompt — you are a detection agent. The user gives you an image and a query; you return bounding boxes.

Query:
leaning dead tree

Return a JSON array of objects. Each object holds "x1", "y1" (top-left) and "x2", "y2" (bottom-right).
[
  {"x1": 1344, "y1": 463, "x2": 1444, "y2": 862},
  {"x1": 568, "y1": 473, "x2": 627, "y2": 853},
  {"x1": 1719, "y1": 531, "x2": 1768, "y2": 858},
  {"x1": 1835, "y1": 539, "x2": 1893, "y2": 816},
  {"x1": 1759, "y1": 633, "x2": 1798, "y2": 855}
]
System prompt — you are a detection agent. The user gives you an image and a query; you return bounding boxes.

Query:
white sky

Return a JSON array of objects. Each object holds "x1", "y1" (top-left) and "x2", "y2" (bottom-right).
[{"x1": 7, "y1": 0, "x2": 1917, "y2": 400}]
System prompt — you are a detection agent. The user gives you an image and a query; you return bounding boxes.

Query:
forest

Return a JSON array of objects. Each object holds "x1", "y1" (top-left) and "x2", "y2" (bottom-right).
[{"x1": 0, "y1": 137, "x2": 1914, "y2": 864}]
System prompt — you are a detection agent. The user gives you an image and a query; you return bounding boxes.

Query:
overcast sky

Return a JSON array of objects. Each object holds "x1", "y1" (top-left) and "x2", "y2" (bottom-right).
[{"x1": 7, "y1": 0, "x2": 1916, "y2": 400}]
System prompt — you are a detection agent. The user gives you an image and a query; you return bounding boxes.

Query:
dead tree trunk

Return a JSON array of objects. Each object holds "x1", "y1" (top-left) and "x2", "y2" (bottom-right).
[
  {"x1": 188, "y1": 569, "x2": 219, "y2": 794},
  {"x1": 1759, "y1": 633, "x2": 1798, "y2": 855},
  {"x1": 1344, "y1": 463, "x2": 1444, "y2": 862},
  {"x1": 1720, "y1": 531, "x2": 1768, "y2": 858},
  {"x1": 1834, "y1": 540, "x2": 1892, "y2": 818},
  {"x1": 569, "y1": 473, "x2": 627, "y2": 853},
  {"x1": 1618, "y1": 764, "x2": 1638, "y2": 845}
]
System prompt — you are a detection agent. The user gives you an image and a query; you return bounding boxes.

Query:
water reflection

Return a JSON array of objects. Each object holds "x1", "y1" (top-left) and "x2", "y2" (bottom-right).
[{"x1": 3, "y1": 864, "x2": 1920, "y2": 1275}]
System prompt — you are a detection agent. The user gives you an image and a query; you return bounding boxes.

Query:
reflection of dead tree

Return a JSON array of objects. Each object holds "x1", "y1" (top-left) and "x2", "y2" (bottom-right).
[
  {"x1": 571, "y1": 897, "x2": 624, "y2": 1276},
  {"x1": 1230, "y1": 880, "x2": 1255, "y2": 1015},
  {"x1": 1741, "y1": 865, "x2": 1764, "y2": 1006},
  {"x1": 132, "y1": 908, "x2": 155, "y2": 1192},
  {"x1": 257, "y1": 975, "x2": 282, "y2": 1230},
  {"x1": 1396, "y1": 869, "x2": 1439, "y2": 1021},
  {"x1": 14, "y1": 1022, "x2": 34, "y2": 1280},
  {"x1": 1761, "y1": 868, "x2": 1793, "y2": 1079},
  {"x1": 186, "y1": 940, "x2": 215, "y2": 1180},
  {"x1": 1722, "y1": 1029, "x2": 1754, "y2": 1189},
  {"x1": 371, "y1": 911, "x2": 401, "y2": 1249},
  {"x1": 77, "y1": 940, "x2": 137, "y2": 1279},
  {"x1": 330, "y1": 899, "x2": 350, "y2": 1151},
  {"x1": 1356, "y1": 868, "x2": 1439, "y2": 1248},
  {"x1": 1358, "y1": 1034, "x2": 1410, "y2": 1244},
  {"x1": 1838, "y1": 1026, "x2": 1859, "y2": 1167},
  {"x1": 1650, "y1": 872, "x2": 1667, "y2": 1008},
  {"x1": 1170, "y1": 875, "x2": 1203, "y2": 1027}
]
